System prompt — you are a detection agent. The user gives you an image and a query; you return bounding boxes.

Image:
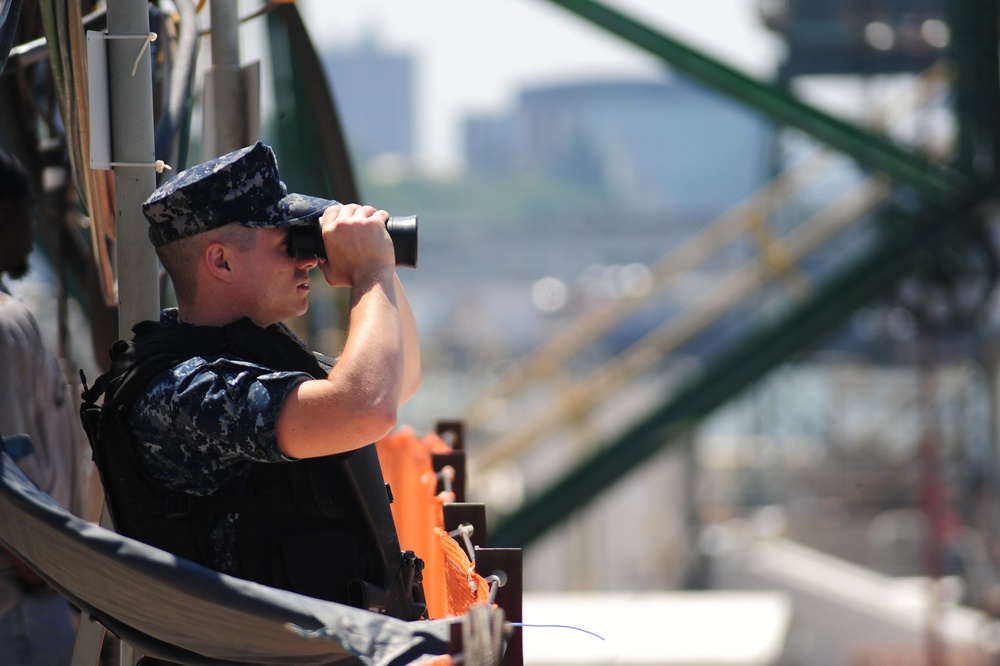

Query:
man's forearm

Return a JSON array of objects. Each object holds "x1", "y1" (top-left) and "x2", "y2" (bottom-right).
[
  {"x1": 331, "y1": 268, "x2": 405, "y2": 425},
  {"x1": 276, "y1": 268, "x2": 404, "y2": 458},
  {"x1": 394, "y1": 273, "x2": 422, "y2": 403}
]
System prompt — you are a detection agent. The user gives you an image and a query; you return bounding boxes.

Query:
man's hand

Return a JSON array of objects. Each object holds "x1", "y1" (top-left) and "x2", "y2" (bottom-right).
[
  {"x1": 318, "y1": 204, "x2": 396, "y2": 288},
  {"x1": 277, "y1": 203, "x2": 407, "y2": 459}
]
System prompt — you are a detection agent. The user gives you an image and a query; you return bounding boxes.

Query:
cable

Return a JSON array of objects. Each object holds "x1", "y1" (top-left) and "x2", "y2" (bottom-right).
[{"x1": 509, "y1": 623, "x2": 606, "y2": 641}]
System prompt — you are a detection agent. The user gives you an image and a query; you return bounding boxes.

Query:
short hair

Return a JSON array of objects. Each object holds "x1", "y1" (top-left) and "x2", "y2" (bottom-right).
[
  {"x1": 156, "y1": 223, "x2": 258, "y2": 303},
  {"x1": 0, "y1": 150, "x2": 32, "y2": 201}
]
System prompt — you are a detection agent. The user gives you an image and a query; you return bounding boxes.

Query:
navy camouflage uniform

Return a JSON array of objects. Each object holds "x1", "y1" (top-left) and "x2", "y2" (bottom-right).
[{"x1": 127, "y1": 309, "x2": 312, "y2": 574}]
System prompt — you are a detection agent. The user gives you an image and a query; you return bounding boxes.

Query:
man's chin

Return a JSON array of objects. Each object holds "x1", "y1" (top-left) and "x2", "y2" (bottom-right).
[{"x1": 279, "y1": 304, "x2": 310, "y2": 326}]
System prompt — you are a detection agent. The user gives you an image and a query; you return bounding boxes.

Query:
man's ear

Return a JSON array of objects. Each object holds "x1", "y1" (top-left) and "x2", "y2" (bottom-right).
[{"x1": 203, "y1": 242, "x2": 235, "y2": 282}]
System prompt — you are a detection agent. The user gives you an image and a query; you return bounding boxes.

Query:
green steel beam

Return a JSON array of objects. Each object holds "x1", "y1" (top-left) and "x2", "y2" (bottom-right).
[
  {"x1": 266, "y1": 6, "x2": 359, "y2": 203},
  {"x1": 491, "y1": 191, "x2": 995, "y2": 548},
  {"x1": 948, "y1": 0, "x2": 1000, "y2": 183},
  {"x1": 541, "y1": 0, "x2": 969, "y2": 204},
  {"x1": 493, "y1": 0, "x2": 1000, "y2": 550}
]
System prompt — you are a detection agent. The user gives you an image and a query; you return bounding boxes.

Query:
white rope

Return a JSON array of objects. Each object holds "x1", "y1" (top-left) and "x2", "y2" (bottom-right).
[
  {"x1": 436, "y1": 465, "x2": 455, "y2": 498},
  {"x1": 461, "y1": 604, "x2": 505, "y2": 666},
  {"x1": 484, "y1": 574, "x2": 503, "y2": 606},
  {"x1": 101, "y1": 32, "x2": 158, "y2": 77},
  {"x1": 108, "y1": 160, "x2": 172, "y2": 173},
  {"x1": 448, "y1": 522, "x2": 476, "y2": 562}
]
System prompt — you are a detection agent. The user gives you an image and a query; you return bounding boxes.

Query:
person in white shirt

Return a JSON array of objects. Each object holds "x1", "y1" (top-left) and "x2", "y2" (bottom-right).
[{"x1": 0, "y1": 148, "x2": 87, "y2": 666}]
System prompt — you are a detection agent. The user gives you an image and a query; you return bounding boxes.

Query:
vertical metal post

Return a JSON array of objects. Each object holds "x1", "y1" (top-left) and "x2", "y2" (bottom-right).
[
  {"x1": 106, "y1": 0, "x2": 158, "y2": 337},
  {"x1": 918, "y1": 347, "x2": 945, "y2": 666},
  {"x1": 205, "y1": 1, "x2": 246, "y2": 156},
  {"x1": 73, "y1": 7, "x2": 159, "y2": 664},
  {"x1": 948, "y1": 0, "x2": 1000, "y2": 184}
]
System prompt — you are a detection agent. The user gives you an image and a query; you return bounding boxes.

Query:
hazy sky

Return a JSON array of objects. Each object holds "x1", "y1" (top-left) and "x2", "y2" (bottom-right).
[{"x1": 294, "y1": 0, "x2": 785, "y2": 171}]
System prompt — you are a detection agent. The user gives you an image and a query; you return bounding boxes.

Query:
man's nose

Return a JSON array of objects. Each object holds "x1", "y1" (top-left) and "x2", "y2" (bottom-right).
[{"x1": 297, "y1": 254, "x2": 319, "y2": 270}]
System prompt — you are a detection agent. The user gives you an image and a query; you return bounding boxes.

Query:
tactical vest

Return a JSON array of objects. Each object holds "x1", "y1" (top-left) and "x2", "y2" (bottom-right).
[{"x1": 80, "y1": 315, "x2": 426, "y2": 620}]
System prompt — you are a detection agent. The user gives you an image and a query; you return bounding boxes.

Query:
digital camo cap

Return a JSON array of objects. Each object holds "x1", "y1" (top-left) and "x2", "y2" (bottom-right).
[{"x1": 142, "y1": 142, "x2": 337, "y2": 247}]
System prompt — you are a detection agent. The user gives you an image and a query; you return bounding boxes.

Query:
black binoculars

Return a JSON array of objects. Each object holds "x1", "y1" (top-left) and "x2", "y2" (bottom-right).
[{"x1": 286, "y1": 214, "x2": 418, "y2": 268}]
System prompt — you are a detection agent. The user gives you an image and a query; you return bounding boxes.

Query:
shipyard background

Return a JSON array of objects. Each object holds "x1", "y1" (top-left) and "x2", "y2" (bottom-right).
[{"x1": 5, "y1": 0, "x2": 1000, "y2": 663}]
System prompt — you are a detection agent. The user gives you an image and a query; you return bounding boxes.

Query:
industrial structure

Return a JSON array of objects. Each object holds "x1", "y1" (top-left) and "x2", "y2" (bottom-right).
[{"x1": 2, "y1": 0, "x2": 1000, "y2": 663}]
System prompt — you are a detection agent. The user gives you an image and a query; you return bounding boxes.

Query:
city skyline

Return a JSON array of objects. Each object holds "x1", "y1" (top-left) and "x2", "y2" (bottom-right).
[{"x1": 295, "y1": 0, "x2": 783, "y2": 172}]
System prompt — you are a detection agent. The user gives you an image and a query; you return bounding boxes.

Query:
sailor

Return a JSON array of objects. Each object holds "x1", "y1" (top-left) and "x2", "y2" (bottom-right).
[{"x1": 81, "y1": 142, "x2": 425, "y2": 617}]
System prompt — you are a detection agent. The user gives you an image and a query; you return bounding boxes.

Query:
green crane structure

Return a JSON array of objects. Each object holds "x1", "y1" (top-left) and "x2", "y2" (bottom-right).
[{"x1": 489, "y1": 0, "x2": 1000, "y2": 548}]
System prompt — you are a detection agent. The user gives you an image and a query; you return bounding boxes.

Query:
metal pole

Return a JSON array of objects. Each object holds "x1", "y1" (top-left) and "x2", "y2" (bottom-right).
[
  {"x1": 106, "y1": 0, "x2": 158, "y2": 337},
  {"x1": 206, "y1": 1, "x2": 246, "y2": 155},
  {"x1": 73, "y1": 5, "x2": 158, "y2": 663}
]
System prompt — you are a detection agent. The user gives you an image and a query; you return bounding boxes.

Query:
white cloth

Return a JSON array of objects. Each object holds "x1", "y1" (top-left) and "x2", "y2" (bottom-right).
[{"x1": 0, "y1": 283, "x2": 86, "y2": 620}]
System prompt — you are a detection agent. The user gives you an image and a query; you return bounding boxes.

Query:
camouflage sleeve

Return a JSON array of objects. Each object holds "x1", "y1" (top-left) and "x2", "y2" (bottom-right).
[{"x1": 129, "y1": 356, "x2": 313, "y2": 493}]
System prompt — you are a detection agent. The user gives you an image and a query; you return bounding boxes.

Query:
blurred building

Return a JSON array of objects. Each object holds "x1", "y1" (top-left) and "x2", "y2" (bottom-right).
[
  {"x1": 465, "y1": 77, "x2": 771, "y2": 220},
  {"x1": 322, "y1": 38, "x2": 415, "y2": 163}
]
